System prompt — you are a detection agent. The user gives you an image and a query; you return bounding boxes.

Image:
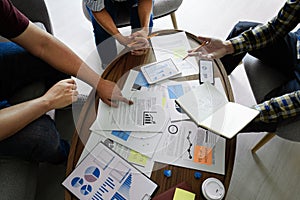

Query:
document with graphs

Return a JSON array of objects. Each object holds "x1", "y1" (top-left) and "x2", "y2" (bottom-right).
[
  {"x1": 93, "y1": 90, "x2": 168, "y2": 132},
  {"x1": 63, "y1": 142, "x2": 158, "y2": 200}
]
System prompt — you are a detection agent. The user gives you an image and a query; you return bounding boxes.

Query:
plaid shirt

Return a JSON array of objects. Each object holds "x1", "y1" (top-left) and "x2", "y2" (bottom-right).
[
  {"x1": 230, "y1": 0, "x2": 300, "y2": 57},
  {"x1": 230, "y1": 0, "x2": 300, "y2": 123},
  {"x1": 253, "y1": 91, "x2": 300, "y2": 123}
]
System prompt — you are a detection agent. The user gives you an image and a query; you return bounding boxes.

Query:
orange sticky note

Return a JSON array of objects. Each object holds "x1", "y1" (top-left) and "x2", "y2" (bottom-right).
[
  {"x1": 193, "y1": 145, "x2": 213, "y2": 165},
  {"x1": 173, "y1": 188, "x2": 195, "y2": 200}
]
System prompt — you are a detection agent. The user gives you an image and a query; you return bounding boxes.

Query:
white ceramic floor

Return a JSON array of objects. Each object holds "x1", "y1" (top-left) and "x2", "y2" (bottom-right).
[{"x1": 44, "y1": 0, "x2": 300, "y2": 199}]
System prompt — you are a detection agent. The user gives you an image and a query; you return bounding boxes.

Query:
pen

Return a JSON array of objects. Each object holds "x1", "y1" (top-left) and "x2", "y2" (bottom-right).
[
  {"x1": 128, "y1": 33, "x2": 159, "y2": 46},
  {"x1": 182, "y1": 40, "x2": 210, "y2": 60}
]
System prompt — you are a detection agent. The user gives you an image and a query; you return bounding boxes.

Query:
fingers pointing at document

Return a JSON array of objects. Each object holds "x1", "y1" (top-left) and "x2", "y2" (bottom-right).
[{"x1": 97, "y1": 78, "x2": 133, "y2": 108}]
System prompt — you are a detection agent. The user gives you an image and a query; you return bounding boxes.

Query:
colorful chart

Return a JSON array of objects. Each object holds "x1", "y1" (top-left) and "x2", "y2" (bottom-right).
[
  {"x1": 71, "y1": 177, "x2": 84, "y2": 188},
  {"x1": 118, "y1": 174, "x2": 132, "y2": 199},
  {"x1": 80, "y1": 185, "x2": 92, "y2": 196},
  {"x1": 84, "y1": 166, "x2": 100, "y2": 182}
]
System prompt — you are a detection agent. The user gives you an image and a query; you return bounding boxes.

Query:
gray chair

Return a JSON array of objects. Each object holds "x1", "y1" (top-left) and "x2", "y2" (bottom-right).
[
  {"x1": 242, "y1": 54, "x2": 300, "y2": 153},
  {"x1": 0, "y1": 0, "x2": 76, "y2": 199},
  {"x1": 82, "y1": 0, "x2": 183, "y2": 29}
]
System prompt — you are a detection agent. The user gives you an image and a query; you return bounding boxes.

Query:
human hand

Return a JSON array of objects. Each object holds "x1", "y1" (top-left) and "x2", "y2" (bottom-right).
[
  {"x1": 41, "y1": 79, "x2": 78, "y2": 110},
  {"x1": 97, "y1": 78, "x2": 133, "y2": 107},
  {"x1": 116, "y1": 34, "x2": 134, "y2": 47},
  {"x1": 187, "y1": 36, "x2": 234, "y2": 59},
  {"x1": 128, "y1": 28, "x2": 150, "y2": 56}
]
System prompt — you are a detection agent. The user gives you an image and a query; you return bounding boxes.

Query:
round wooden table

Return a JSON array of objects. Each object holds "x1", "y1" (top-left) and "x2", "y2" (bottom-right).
[{"x1": 65, "y1": 29, "x2": 236, "y2": 200}]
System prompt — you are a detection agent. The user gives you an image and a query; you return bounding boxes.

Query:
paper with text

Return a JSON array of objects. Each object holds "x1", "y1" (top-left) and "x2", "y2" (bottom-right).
[
  {"x1": 95, "y1": 90, "x2": 168, "y2": 132},
  {"x1": 151, "y1": 32, "x2": 199, "y2": 76},
  {"x1": 78, "y1": 132, "x2": 155, "y2": 177},
  {"x1": 153, "y1": 121, "x2": 225, "y2": 175}
]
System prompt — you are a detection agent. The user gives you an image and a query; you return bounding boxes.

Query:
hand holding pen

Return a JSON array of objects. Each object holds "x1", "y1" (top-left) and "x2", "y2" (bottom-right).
[
  {"x1": 184, "y1": 36, "x2": 235, "y2": 60},
  {"x1": 182, "y1": 40, "x2": 210, "y2": 60}
]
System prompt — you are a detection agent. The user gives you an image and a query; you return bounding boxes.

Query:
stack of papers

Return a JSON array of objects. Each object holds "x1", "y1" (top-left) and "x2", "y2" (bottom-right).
[
  {"x1": 88, "y1": 70, "x2": 227, "y2": 175},
  {"x1": 64, "y1": 32, "x2": 240, "y2": 199},
  {"x1": 63, "y1": 142, "x2": 158, "y2": 200}
]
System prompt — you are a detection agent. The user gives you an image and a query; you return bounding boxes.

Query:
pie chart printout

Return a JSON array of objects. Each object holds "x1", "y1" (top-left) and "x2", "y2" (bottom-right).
[{"x1": 84, "y1": 166, "x2": 101, "y2": 182}]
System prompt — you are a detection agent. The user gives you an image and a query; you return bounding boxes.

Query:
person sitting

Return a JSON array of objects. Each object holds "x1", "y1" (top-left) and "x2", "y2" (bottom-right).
[
  {"x1": 84, "y1": 0, "x2": 153, "y2": 68},
  {"x1": 0, "y1": 0, "x2": 131, "y2": 163},
  {"x1": 187, "y1": 0, "x2": 300, "y2": 132}
]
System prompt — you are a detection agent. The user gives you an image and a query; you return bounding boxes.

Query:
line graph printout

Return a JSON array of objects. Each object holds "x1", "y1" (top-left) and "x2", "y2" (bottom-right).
[
  {"x1": 63, "y1": 142, "x2": 158, "y2": 200},
  {"x1": 153, "y1": 121, "x2": 226, "y2": 175}
]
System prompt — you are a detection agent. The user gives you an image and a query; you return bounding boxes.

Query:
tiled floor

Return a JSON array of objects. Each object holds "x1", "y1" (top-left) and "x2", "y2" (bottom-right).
[{"x1": 44, "y1": 0, "x2": 300, "y2": 199}]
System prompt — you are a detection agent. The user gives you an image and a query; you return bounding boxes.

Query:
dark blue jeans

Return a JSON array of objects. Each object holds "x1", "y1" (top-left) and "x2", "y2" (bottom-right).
[
  {"x1": 0, "y1": 115, "x2": 69, "y2": 164},
  {"x1": 0, "y1": 42, "x2": 69, "y2": 163},
  {"x1": 0, "y1": 42, "x2": 68, "y2": 101},
  {"x1": 87, "y1": 0, "x2": 153, "y2": 68}
]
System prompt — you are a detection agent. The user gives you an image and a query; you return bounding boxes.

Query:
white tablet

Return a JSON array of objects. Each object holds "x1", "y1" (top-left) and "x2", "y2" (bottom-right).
[{"x1": 141, "y1": 58, "x2": 181, "y2": 84}]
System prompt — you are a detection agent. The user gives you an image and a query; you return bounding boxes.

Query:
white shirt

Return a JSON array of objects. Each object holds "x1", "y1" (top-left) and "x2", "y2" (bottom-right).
[{"x1": 85, "y1": 0, "x2": 127, "y2": 12}]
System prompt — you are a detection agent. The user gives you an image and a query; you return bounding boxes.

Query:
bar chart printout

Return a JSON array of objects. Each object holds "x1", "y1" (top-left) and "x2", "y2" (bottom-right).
[{"x1": 63, "y1": 142, "x2": 158, "y2": 200}]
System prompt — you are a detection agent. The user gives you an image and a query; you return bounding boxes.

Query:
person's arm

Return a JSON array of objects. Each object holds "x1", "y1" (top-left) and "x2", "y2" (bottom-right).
[
  {"x1": 229, "y1": 0, "x2": 300, "y2": 55},
  {"x1": 0, "y1": 79, "x2": 78, "y2": 141},
  {"x1": 92, "y1": 9, "x2": 133, "y2": 46},
  {"x1": 187, "y1": 36, "x2": 234, "y2": 59},
  {"x1": 253, "y1": 90, "x2": 300, "y2": 123},
  {"x1": 188, "y1": 0, "x2": 300, "y2": 59},
  {"x1": 136, "y1": 0, "x2": 152, "y2": 35},
  {"x1": 11, "y1": 22, "x2": 131, "y2": 107}
]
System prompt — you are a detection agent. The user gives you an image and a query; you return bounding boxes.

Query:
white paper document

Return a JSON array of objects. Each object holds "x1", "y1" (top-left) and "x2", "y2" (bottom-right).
[
  {"x1": 153, "y1": 121, "x2": 225, "y2": 175},
  {"x1": 97, "y1": 130, "x2": 162, "y2": 158},
  {"x1": 151, "y1": 31, "x2": 199, "y2": 76},
  {"x1": 78, "y1": 132, "x2": 155, "y2": 177},
  {"x1": 63, "y1": 142, "x2": 158, "y2": 200},
  {"x1": 94, "y1": 90, "x2": 168, "y2": 132}
]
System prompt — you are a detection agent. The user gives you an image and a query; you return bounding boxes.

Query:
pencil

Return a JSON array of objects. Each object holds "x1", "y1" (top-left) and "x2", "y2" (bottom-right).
[
  {"x1": 128, "y1": 33, "x2": 159, "y2": 46},
  {"x1": 182, "y1": 40, "x2": 209, "y2": 60}
]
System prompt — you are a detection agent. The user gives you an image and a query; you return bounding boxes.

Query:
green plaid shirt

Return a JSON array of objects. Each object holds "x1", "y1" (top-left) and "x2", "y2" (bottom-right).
[
  {"x1": 230, "y1": 0, "x2": 300, "y2": 57},
  {"x1": 230, "y1": 0, "x2": 300, "y2": 123}
]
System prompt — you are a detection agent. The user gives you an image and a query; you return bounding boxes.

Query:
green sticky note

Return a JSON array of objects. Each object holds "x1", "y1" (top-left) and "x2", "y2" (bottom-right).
[{"x1": 173, "y1": 188, "x2": 195, "y2": 200}]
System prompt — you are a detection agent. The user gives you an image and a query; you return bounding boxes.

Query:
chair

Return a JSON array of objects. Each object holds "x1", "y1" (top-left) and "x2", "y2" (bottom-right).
[
  {"x1": 82, "y1": 0, "x2": 183, "y2": 29},
  {"x1": 242, "y1": 54, "x2": 300, "y2": 153}
]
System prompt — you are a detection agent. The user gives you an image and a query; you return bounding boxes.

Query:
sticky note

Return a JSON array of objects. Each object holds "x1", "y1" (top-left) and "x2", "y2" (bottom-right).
[
  {"x1": 173, "y1": 188, "x2": 195, "y2": 200},
  {"x1": 127, "y1": 150, "x2": 148, "y2": 166},
  {"x1": 193, "y1": 145, "x2": 213, "y2": 165}
]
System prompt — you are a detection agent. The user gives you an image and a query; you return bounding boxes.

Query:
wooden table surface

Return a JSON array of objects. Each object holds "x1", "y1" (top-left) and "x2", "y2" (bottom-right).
[{"x1": 65, "y1": 30, "x2": 236, "y2": 200}]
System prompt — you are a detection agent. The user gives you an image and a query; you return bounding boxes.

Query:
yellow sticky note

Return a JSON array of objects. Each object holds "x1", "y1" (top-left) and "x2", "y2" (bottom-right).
[
  {"x1": 127, "y1": 150, "x2": 148, "y2": 166},
  {"x1": 173, "y1": 188, "x2": 195, "y2": 200}
]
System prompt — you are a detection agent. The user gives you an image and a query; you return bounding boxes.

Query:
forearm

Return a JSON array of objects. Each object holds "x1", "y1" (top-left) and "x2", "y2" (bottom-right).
[
  {"x1": 12, "y1": 22, "x2": 100, "y2": 90},
  {"x1": 138, "y1": 0, "x2": 152, "y2": 32},
  {"x1": 0, "y1": 97, "x2": 50, "y2": 140},
  {"x1": 93, "y1": 9, "x2": 119, "y2": 35},
  {"x1": 253, "y1": 90, "x2": 300, "y2": 123}
]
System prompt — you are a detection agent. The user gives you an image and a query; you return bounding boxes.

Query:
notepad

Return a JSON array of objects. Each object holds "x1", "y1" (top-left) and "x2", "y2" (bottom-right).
[
  {"x1": 173, "y1": 188, "x2": 195, "y2": 200},
  {"x1": 175, "y1": 82, "x2": 259, "y2": 139}
]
